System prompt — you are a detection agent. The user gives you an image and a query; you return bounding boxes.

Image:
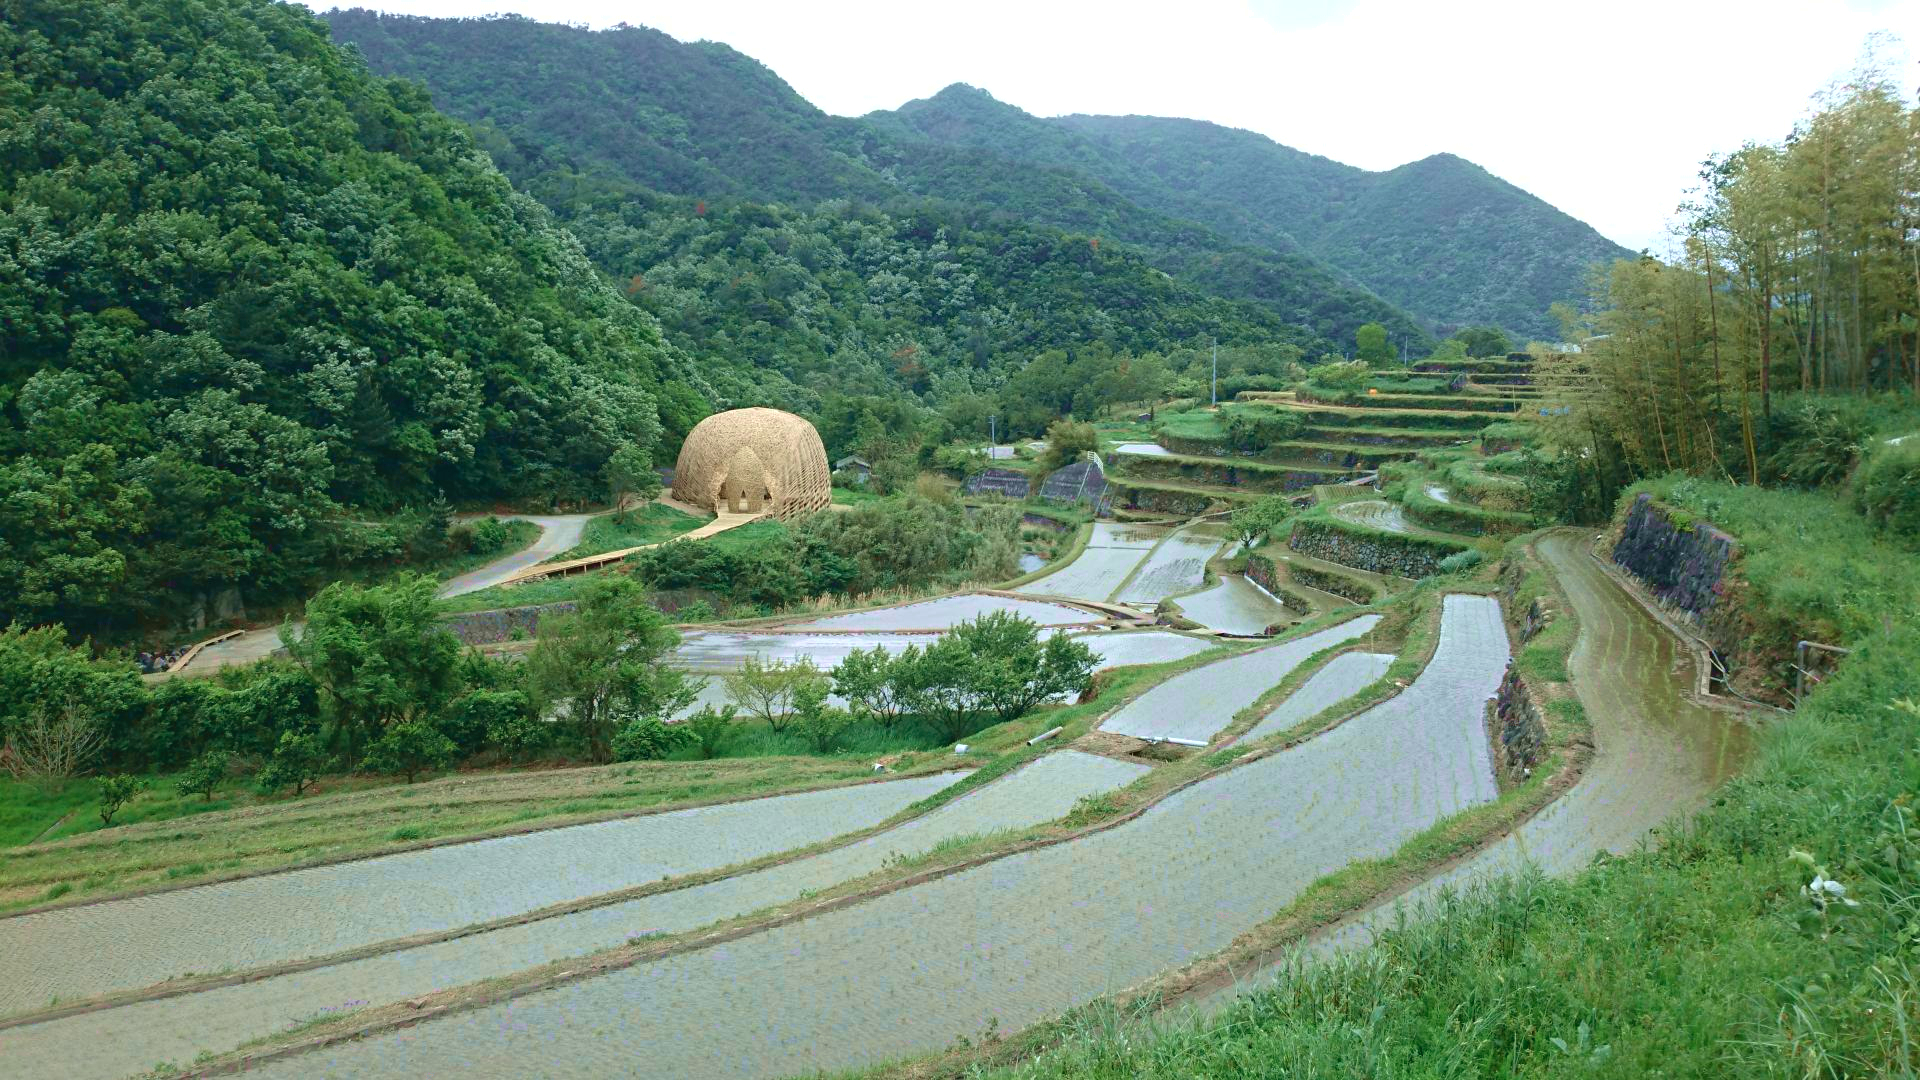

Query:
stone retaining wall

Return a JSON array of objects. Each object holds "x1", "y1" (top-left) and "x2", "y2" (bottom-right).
[
  {"x1": 1610, "y1": 494, "x2": 1735, "y2": 625},
  {"x1": 1288, "y1": 518, "x2": 1457, "y2": 578},
  {"x1": 1286, "y1": 562, "x2": 1376, "y2": 604},
  {"x1": 1244, "y1": 553, "x2": 1315, "y2": 613},
  {"x1": 1490, "y1": 665, "x2": 1546, "y2": 780},
  {"x1": 442, "y1": 603, "x2": 575, "y2": 646}
]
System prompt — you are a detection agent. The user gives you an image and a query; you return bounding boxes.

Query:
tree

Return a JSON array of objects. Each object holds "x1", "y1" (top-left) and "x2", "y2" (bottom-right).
[
  {"x1": 604, "y1": 442, "x2": 661, "y2": 517},
  {"x1": 721, "y1": 656, "x2": 826, "y2": 732},
  {"x1": 1452, "y1": 326, "x2": 1514, "y2": 357},
  {"x1": 1037, "y1": 419, "x2": 1098, "y2": 474},
  {"x1": 257, "y1": 731, "x2": 328, "y2": 796},
  {"x1": 175, "y1": 750, "x2": 232, "y2": 802},
  {"x1": 0, "y1": 625, "x2": 141, "y2": 784},
  {"x1": 1229, "y1": 496, "x2": 1291, "y2": 551},
  {"x1": 97, "y1": 775, "x2": 144, "y2": 826},
  {"x1": 361, "y1": 721, "x2": 457, "y2": 783},
  {"x1": 833, "y1": 645, "x2": 910, "y2": 727},
  {"x1": 284, "y1": 575, "x2": 463, "y2": 768},
  {"x1": 525, "y1": 574, "x2": 695, "y2": 762},
  {"x1": 1355, "y1": 322, "x2": 1395, "y2": 364},
  {"x1": 789, "y1": 679, "x2": 849, "y2": 752},
  {"x1": 948, "y1": 611, "x2": 1098, "y2": 724}
]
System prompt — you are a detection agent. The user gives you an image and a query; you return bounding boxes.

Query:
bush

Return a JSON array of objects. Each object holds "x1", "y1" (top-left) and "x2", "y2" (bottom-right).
[
  {"x1": 1037, "y1": 419, "x2": 1098, "y2": 473},
  {"x1": 682, "y1": 705, "x2": 737, "y2": 759},
  {"x1": 610, "y1": 716, "x2": 692, "y2": 761},
  {"x1": 175, "y1": 749, "x2": 232, "y2": 802},
  {"x1": 465, "y1": 516, "x2": 511, "y2": 553},
  {"x1": 1438, "y1": 548, "x2": 1487, "y2": 574},
  {"x1": 361, "y1": 721, "x2": 457, "y2": 783},
  {"x1": 1853, "y1": 438, "x2": 1920, "y2": 547},
  {"x1": 443, "y1": 688, "x2": 531, "y2": 758}
]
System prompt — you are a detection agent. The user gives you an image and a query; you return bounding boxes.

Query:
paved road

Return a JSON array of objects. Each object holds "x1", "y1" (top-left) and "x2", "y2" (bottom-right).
[
  {"x1": 436, "y1": 514, "x2": 595, "y2": 598},
  {"x1": 249, "y1": 596, "x2": 1506, "y2": 1079}
]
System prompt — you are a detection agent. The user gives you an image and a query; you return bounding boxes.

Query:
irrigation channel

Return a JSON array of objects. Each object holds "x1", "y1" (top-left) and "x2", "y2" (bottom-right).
[
  {"x1": 1, "y1": 753, "x2": 1149, "y2": 1079},
  {"x1": 230, "y1": 596, "x2": 1508, "y2": 1080},
  {"x1": 0, "y1": 775, "x2": 966, "y2": 1015},
  {"x1": 1207, "y1": 529, "x2": 1754, "y2": 1002}
]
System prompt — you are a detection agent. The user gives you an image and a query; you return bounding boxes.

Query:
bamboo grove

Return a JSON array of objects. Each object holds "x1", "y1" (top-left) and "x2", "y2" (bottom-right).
[{"x1": 1539, "y1": 62, "x2": 1917, "y2": 491}]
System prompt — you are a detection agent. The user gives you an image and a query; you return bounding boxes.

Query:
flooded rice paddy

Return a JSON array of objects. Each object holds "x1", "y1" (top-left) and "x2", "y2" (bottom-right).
[
  {"x1": 1240, "y1": 651, "x2": 1394, "y2": 742},
  {"x1": 1015, "y1": 522, "x2": 1168, "y2": 603},
  {"x1": 2, "y1": 754, "x2": 1142, "y2": 1079},
  {"x1": 1113, "y1": 442, "x2": 1172, "y2": 456},
  {"x1": 1097, "y1": 617, "x2": 1381, "y2": 744},
  {"x1": 1294, "y1": 532, "x2": 1752, "y2": 960},
  {"x1": 1424, "y1": 485, "x2": 1453, "y2": 504},
  {"x1": 778, "y1": 594, "x2": 1093, "y2": 631},
  {"x1": 0, "y1": 774, "x2": 963, "y2": 1015},
  {"x1": 1330, "y1": 498, "x2": 1415, "y2": 534},
  {"x1": 250, "y1": 595, "x2": 1507, "y2": 1080},
  {"x1": 1175, "y1": 574, "x2": 1292, "y2": 635},
  {"x1": 1074, "y1": 630, "x2": 1218, "y2": 669},
  {"x1": 1114, "y1": 525, "x2": 1226, "y2": 606}
]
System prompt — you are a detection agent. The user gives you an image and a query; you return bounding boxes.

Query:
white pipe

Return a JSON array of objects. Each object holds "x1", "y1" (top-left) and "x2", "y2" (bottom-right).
[{"x1": 1026, "y1": 726, "x2": 1064, "y2": 746}]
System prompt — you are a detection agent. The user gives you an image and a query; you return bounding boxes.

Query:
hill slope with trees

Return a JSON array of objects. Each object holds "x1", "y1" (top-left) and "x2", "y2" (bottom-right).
[{"x1": 0, "y1": 0, "x2": 701, "y2": 634}]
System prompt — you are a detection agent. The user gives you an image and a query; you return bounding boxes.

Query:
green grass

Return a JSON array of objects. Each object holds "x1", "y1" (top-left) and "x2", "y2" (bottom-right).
[
  {"x1": 831, "y1": 486, "x2": 887, "y2": 507},
  {"x1": 549, "y1": 505, "x2": 703, "y2": 560},
  {"x1": 436, "y1": 572, "x2": 605, "y2": 614},
  {"x1": 431, "y1": 519, "x2": 542, "y2": 580}
]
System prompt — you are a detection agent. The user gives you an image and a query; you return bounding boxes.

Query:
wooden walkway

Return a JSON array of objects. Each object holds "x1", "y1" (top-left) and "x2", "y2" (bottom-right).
[{"x1": 491, "y1": 510, "x2": 766, "y2": 588}]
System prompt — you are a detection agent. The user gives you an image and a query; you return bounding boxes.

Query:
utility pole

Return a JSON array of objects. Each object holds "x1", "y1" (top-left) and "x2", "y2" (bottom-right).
[
  {"x1": 1210, "y1": 339, "x2": 1218, "y2": 407},
  {"x1": 988, "y1": 414, "x2": 997, "y2": 453}
]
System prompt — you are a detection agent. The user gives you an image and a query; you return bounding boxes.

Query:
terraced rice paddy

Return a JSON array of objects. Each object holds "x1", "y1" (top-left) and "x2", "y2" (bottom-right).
[
  {"x1": 1097, "y1": 617, "x2": 1381, "y2": 744},
  {"x1": 1240, "y1": 652, "x2": 1394, "y2": 742},
  {"x1": 1174, "y1": 574, "x2": 1292, "y2": 635},
  {"x1": 1330, "y1": 498, "x2": 1415, "y2": 534},
  {"x1": 1425, "y1": 484, "x2": 1452, "y2": 503},
  {"x1": 672, "y1": 631, "x2": 921, "y2": 672},
  {"x1": 1113, "y1": 442, "x2": 1172, "y2": 456},
  {"x1": 2, "y1": 754, "x2": 1143, "y2": 1079},
  {"x1": 1015, "y1": 522, "x2": 1167, "y2": 603},
  {"x1": 1296, "y1": 533, "x2": 1751, "y2": 959},
  {"x1": 1114, "y1": 525, "x2": 1226, "y2": 605},
  {"x1": 0, "y1": 774, "x2": 965, "y2": 1014},
  {"x1": 778, "y1": 594, "x2": 1094, "y2": 631},
  {"x1": 249, "y1": 596, "x2": 1507, "y2": 1080},
  {"x1": 1074, "y1": 630, "x2": 1219, "y2": 669}
]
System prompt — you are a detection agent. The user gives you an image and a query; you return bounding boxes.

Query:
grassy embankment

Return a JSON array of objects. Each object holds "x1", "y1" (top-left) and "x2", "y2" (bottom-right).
[{"x1": 903, "y1": 479, "x2": 1920, "y2": 1079}]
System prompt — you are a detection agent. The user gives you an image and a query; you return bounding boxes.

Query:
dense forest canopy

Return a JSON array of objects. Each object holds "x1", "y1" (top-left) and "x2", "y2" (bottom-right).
[
  {"x1": 0, "y1": 0, "x2": 698, "y2": 634},
  {"x1": 322, "y1": 10, "x2": 1448, "y2": 350}
]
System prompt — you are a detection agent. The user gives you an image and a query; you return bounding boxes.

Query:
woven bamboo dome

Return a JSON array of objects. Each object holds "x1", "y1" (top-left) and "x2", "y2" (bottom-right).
[{"x1": 671, "y1": 407, "x2": 831, "y2": 521}]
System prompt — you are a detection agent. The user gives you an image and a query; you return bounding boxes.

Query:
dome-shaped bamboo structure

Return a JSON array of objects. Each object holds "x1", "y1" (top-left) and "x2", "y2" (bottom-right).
[{"x1": 671, "y1": 408, "x2": 831, "y2": 521}]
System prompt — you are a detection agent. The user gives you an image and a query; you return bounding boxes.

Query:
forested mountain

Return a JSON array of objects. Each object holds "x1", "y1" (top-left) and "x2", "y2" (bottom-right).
[
  {"x1": 0, "y1": 0, "x2": 702, "y2": 633},
  {"x1": 877, "y1": 91, "x2": 1633, "y2": 339},
  {"x1": 323, "y1": 12, "x2": 1624, "y2": 342},
  {"x1": 322, "y1": 10, "x2": 1433, "y2": 352}
]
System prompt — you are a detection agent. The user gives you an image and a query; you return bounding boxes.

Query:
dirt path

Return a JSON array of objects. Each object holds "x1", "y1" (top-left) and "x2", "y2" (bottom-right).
[{"x1": 231, "y1": 596, "x2": 1507, "y2": 1080}]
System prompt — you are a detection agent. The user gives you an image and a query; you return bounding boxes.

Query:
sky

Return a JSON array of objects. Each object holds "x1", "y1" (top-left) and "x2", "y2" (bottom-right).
[{"x1": 306, "y1": 0, "x2": 1920, "y2": 250}]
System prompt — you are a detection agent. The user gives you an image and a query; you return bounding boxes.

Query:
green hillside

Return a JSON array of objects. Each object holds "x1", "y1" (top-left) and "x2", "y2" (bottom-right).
[{"x1": 0, "y1": 0, "x2": 693, "y2": 633}]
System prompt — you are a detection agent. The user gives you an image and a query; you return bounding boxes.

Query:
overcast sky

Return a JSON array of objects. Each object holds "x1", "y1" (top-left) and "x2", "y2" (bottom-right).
[{"x1": 309, "y1": 1, "x2": 1918, "y2": 250}]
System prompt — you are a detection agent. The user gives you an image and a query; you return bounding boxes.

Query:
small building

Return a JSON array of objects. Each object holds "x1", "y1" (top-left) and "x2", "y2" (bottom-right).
[
  {"x1": 672, "y1": 407, "x2": 832, "y2": 521},
  {"x1": 833, "y1": 455, "x2": 873, "y2": 484}
]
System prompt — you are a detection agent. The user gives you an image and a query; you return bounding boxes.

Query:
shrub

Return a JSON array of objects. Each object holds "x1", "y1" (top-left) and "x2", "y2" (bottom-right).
[
  {"x1": 361, "y1": 722, "x2": 457, "y2": 783},
  {"x1": 175, "y1": 749, "x2": 232, "y2": 802},
  {"x1": 1853, "y1": 438, "x2": 1920, "y2": 547},
  {"x1": 1438, "y1": 549, "x2": 1487, "y2": 574},
  {"x1": 1037, "y1": 419, "x2": 1098, "y2": 473},
  {"x1": 682, "y1": 705, "x2": 737, "y2": 759},
  {"x1": 97, "y1": 774, "x2": 144, "y2": 826},
  {"x1": 610, "y1": 716, "x2": 692, "y2": 761},
  {"x1": 443, "y1": 689, "x2": 530, "y2": 758}
]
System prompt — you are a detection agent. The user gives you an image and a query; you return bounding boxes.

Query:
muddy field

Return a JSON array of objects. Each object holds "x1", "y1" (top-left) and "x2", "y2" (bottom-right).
[{"x1": 244, "y1": 596, "x2": 1506, "y2": 1080}]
